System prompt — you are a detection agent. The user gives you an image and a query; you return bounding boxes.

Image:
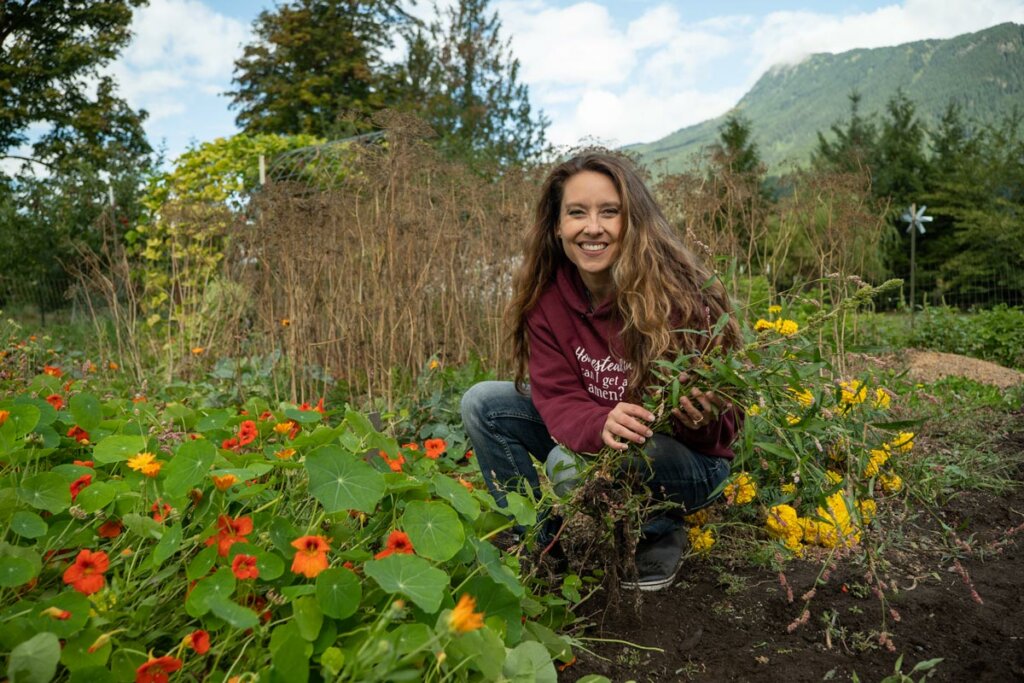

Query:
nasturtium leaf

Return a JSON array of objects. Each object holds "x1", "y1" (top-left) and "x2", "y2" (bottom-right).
[
  {"x1": 32, "y1": 592, "x2": 90, "y2": 638},
  {"x1": 185, "y1": 568, "x2": 235, "y2": 617},
  {"x1": 68, "y1": 668, "x2": 116, "y2": 683},
  {"x1": 186, "y1": 545, "x2": 218, "y2": 580},
  {"x1": 59, "y1": 628, "x2": 111, "y2": 671},
  {"x1": 472, "y1": 539, "x2": 524, "y2": 598},
  {"x1": 315, "y1": 567, "x2": 361, "y2": 619},
  {"x1": 75, "y1": 482, "x2": 115, "y2": 513},
  {"x1": 121, "y1": 513, "x2": 163, "y2": 540},
  {"x1": 69, "y1": 393, "x2": 102, "y2": 432},
  {"x1": 92, "y1": 435, "x2": 147, "y2": 465},
  {"x1": 523, "y1": 621, "x2": 574, "y2": 663},
  {"x1": 304, "y1": 445, "x2": 385, "y2": 514},
  {"x1": 292, "y1": 596, "x2": 323, "y2": 641},
  {"x1": 16, "y1": 397, "x2": 55, "y2": 426},
  {"x1": 430, "y1": 475, "x2": 480, "y2": 520},
  {"x1": 151, "y1": 523, "x2": 182, "y2": 567},
  {"x1": 402, "y1": 500, "x2": 464, "y2": 562},
  {"x1": 0, "y1": 556, "x2": 36, "y2": 587},
  {"x1": 208, "y1": 596, "x2": 259, "y2": 630},
  {"x1": 364, "y1": 554, "x2": 448, "y2": 613},
  {"x1": 343, "y1": 409, "x2": 377, "y2": 440},
  {"x1": 284, "y1": 407, "x2": 321, "y2": 425},
  {"x1": 503, "y1": 641, "x2": 558, "y2": 683},
  {"x1": 8, "y1": 632, "x2": 60, "y2": 683},
  {"x1": 463, "y1": 576, "x2": 522, "y2": 643},
  {"x1": 504, "y1": 492, "x2": 538, "y2": 527},
  {"x1": 11, "y1": 511, "x2": 47, "y2": 539},
  {"x1": 255, "y1": 551, "x2": 284, "y2": 581},
  {"x1": 0, "y1": 404, "x2": 40, "y2": 439},
  {"x1": 17, "y1": 472, "x2": 71, "y2": 514},
  {"x1": 162, "y1": 439, "x2": 216, "y2": 498},
  {"x1": 270, "y1": 624, "x2": 311, "y2": 683},
  {"x1": 195, "y1": 409, "x2": 232, "y2": 432},
  {"x1": 388, "y1": 623, "x2": 433, "y2": 656},
  {"x1": 446, "y1": 623, "x2": 506, "y2": 681}
]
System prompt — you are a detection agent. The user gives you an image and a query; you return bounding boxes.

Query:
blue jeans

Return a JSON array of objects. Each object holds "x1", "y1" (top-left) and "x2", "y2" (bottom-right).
[{"x1": 460, "y1": 381, "x2": 730, "y2": 539}]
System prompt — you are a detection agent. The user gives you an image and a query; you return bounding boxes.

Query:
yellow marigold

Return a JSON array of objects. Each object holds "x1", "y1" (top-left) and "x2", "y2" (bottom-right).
[
  {"x1": 754, "y1": 319, "x2": 774, "y2": 332},
  {"x1": 448, "y1": 594, "x2": 485, "y2": 634},
  {"x1": 747, "y1": 404, "x2": 762, "y2": 416},
  {"x1": 724, "y1": 472, "x2": 757, "y2": 505},
  {"x1": 857, "y1": 499, "x2": 877, "y2": 524},
  {"x1": 889, "y1": 432, "x2": 914, "y2": 453},
  {"x1": 873, "y1": 388, "x2": 891, "y2": 409},
  {"x1": 879, "y1": 473, "x2": 903, "y2": 493},
  {"x1": 839, "y1": 379, "x2": 868, "y2": 407},
  {"x1": 127, "y1": 452, "x2": 162, "y2": 477},
  {"x1": 774, "y1": 319, "x2": 799, "y2": 336},
  {"x1": 688, "y1": 526, "x2": 715, "y2": 555},
  {"x1": 768, "y1": 304, "x2": 782, "y2": 315},
  {"x1": 684, "y1": 509, "x2": 710, "y2": 527},
  {"x1": 789, "y1": 387, "x2": 814, "y2": 408}
]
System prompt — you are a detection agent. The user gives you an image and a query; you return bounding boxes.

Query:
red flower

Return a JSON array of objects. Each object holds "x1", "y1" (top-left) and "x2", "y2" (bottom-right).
[
  {"x1": 45, "y1": 394, "x2": 64, "y2": 410},
  {"x1": 402, "y1": 442, "x2": 420, "y2": 451},
  {"x1": 378, "y1": 450, "x2": 405, "y2": 473},
  {"x1": 313, "y1": 397, "x2": 326, "y2": 414},
  {"x1": 290, "y1": 535, "x2": 330, "y2": 578},
  {"x1": 205, "y1": 515, "x2": 253, "y2": 557},
  {"x1": 259, "y1": 410, "x2": 273, "y2": 420},
  {"x1": 97, "y1": 519, "x2": 123, "y2": 538},
  {"x1": 135, "y1": 655, "x2": 182, "y2": 683},
  {"x1": 62, "y1": 549, "x2": 109, "y2": 595},
  {"x1": 43, "y1": 365, "x2": 62, "y2": 378},
  {"x1": 221, "y1": 437, "x2": 241, "y2": 452},
  {"x1": 424, "y1": 438, "x2": 446, "y2": 460},
  {"x1": 73, "y1": 459, "x2": 94, "y2": 468},
  {"x1": 67, "y1": 425, "x2": 90, "y2": 444},
  {"x1": 70, "y1": 474, "x2": 92, "y2": 501},
  {"x1": 232, "y1": 554, "x2": 259, "y2": 580},
  {"x1": 183, "y1": 629, "x2": 210, "y2": 655},
  {"x1": 237, "y1": 419, "x2": 258, "y2": 446},
  {"x1": 375, "y1": 530, "x2": 415, "y2": 559},
  {"x1": 151, "y1": 501, "x2": 172, "y2": 523}
]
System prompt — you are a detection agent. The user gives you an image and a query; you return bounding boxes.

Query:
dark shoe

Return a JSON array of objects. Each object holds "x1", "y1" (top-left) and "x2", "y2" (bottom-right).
[{"x1": 621, "y1": 526, "x2": 688, "y2": 592}]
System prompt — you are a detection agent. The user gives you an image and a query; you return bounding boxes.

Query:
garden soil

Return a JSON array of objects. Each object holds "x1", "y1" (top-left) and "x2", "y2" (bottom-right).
[{"x1": 560, "y1": 376, "x2": 1024, "y2": 682}]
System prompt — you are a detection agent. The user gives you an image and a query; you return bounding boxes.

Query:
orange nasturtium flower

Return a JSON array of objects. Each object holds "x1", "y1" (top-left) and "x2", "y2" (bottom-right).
[
  {"x1": 237, "y1": 419, "x2": 258, "y2": 446},
  {"x1": 151, "y1": 501, "x2": 173, "y2": 523},
  {"x1": 67, "y1": 425, "x2": 90, "y2": 444},
  {"x1": 191, "y1": 347, "x2": 205, "y2": 356},
  {"x1": 97, "y1": 520, "x2": 123, "y2": 538},
  {"x1": 290, "y1": 535, "x2": 330, "y2": 578},
  {"x1": 183, "y1": 629, "x2": 210, "y2": 655},
  {"x1": 40, "y1": 606, "x2": 72, "y2": 620},
  {"x1": 206, "y1": 515, "x2": 253, "y2": 557},
  {"x1": 0, "y1": 410, "x2": 9, "y2": 427},
  {"x1": 70, "y1": 474, "x2": 92, "y2": 501},
  {"x1": 232, "y1": 554, "x2": 259, "y2": 580},
  {"x1": 448, "y1": 594, "x2": 485, "y2": 634},
  {"x1": 127, "y1": 452, "x2": 162, "y2": 477},
  {"x1": 212, "y1": 474, "x2": 238, "y2": 491},
  {"x1": 62, "y1": 549, "x2": 109, "y2": 595},
  {"x1": 378, "y1": 450, "x2": 405, "y2": 473},
  {"x1": 424, "y1": 438, "x2": 447, "y2": 460},
  {"x1": 375, "y1": 530, "x2": 415, "y2": 559},
  {"x1": 274, "y1": 447, "x2": 296, "y2": 460},
  {"x1": 43, "y1": 365, "x2": 63, "y2": 377},
  {"x1": 45, "y1": 393, "x2": 64, "y2": 410},
  {"x1": 135, "y1": 654, "x2": 183, "y2": 683}
]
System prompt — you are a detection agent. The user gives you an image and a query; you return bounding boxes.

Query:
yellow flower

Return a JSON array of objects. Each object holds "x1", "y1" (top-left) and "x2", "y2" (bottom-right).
[
  {"x1": 786, "y1": 414, "x2": 801, "y2": 425},
  {"x1": 814, "y1": 492, "x2": 860, "y2": 548},
  {"x1": 789, "y1": 387, "x2": 814, "y2": 408},
  {"x1": 768, "y1": 304, "x2": 782, "y2": 315},
  {"x1": 448, "y1": 594, "x2": 485, "y2": 634},
  {"x1": 684, "y1": 509, "x2": 710, "y2": 527},
  {"x1": 724, "y1": 472, "x2": 757, "y2": 505},
  {"x1": 873, "y1": 388, "x2": 891, "y2": 409},
  {"x1": 825, "y1": 470, "x2": 843, "y2": 485},
  {"x1": 274, "y1": 421, "x2": 295, "y2": 434},
  {"x1": 754, "y1": 319, "x2": 774, "y2": 332},
  {"x1": 428, "y1": 359, "x2": 440, "y2": 370},
  {"x1": 688, "y1": 526, "x2": 715, "y2": 555},
  {"x1": 280, "y1": 318, "x2": 291, "y2": 327},
  {"x1": 127, "y1": 452, "x2": 162, "y2": 477},
  {"x1": 781, "y1": 482, "x2": 797, "y2": 496},
  {"x1": 747, "y1": 404, "x2": 762, "y2": 416},
  {"x1": 839, "y1": 379, "x2": 867, "y2": 407},
  {"x1": 863, "y1": 448, "x2": 890, "y2": 478},
  {"x1": 275, "y1": 447, "x2": 297, "y2": 460},
  {"x1": 879, "y1": 473, "x2": 903, "y2": 493},
  {"x1": 766, "y1": 505, "x2": 804, "y2": 554},
  {"x1": 857, "y1": 499, "x2": 877, "y2": 524},
  {"x1": 888, "y1": 432, "x2": 914, "y2": 453},
  {"x1": 191, "y1": 347, "x2": 205, "y2": 356},
  {"x1": 212, "y1": 474, "x2": 238, "y2": 491},
  {"x1": 774, "y1": 319, "x2": 799, "y2": 336}
]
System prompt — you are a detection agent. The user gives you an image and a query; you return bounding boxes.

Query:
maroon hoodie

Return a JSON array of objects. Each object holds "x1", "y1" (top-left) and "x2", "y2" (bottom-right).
[{"x1": 526, "y1": 262, "x2": 741, "y2": 457}]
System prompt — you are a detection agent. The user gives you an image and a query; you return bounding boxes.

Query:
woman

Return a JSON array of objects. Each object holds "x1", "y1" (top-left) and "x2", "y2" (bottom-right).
[{"x1": 461, "y1": 152, "x2": 742, "y2": 592}]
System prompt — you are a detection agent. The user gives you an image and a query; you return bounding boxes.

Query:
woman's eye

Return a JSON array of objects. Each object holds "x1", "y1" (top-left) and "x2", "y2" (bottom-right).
[{"x1": 601, "y1": 209, "x2": 619, "y2": 217}]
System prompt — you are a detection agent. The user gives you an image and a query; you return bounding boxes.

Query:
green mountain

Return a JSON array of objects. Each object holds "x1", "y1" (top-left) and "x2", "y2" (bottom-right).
[{"x1": 628, "y1": 22, "x2": 1024, "y2": 174}]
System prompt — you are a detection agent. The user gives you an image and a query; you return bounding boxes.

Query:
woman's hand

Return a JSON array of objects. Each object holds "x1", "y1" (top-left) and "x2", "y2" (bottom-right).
[
  {"x1": 672, "y1": 372, "x2": 731, "y2": 431},
  {"x1": 601, "y1": 402, "x2": 655, "y2": 451}
]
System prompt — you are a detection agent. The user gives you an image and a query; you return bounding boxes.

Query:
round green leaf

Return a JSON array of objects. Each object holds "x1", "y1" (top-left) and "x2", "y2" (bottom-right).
[
  {"x1": 431, "y1": 474, "x2": 480, "y2": 520},
  {"x1": 284, "y1": 407, "x2": 321, "y2": 424},
  {"x1": 11, "y1": 511, "x2": 47, "y2": 539},
  {"x1": 32, "y1": 591, "x2": 91, "y2": 638},
  {"x1": 364, "y1": 554, "x2": 448, "y2": 613},
  {"x1": 208, "y1": 596, "x2": 259, "y2": 630},
  {"x1": 60, "y1": 628, "x2": 111, "y2": 671},
  {"x1": 0, "y1": 404, "x2": 40, "y2": 438},
  {"x1": 0, "y1": 556, "x2": 36, "y2": 587},
  {"x1": 402, "y1": 500, "x2": 465, "y2": 562},
  {"x1": 304, "y1": 445, "x2": 385, "y2": 514},
  {"x1": 293, "y1": 595, "x2": 323, "y2": 641},
  {"x1": 162, "y1": 439, "x2": 217, "y2": 498},
  {"x1": 92, "y1": 435, "x2": 148, "y2": 465},
  {"x1": 315, "y1": 567, "x2": 361, "y2": 619},
  {"x1": 17, "y1": 472, "x2": 71, "y2": 513},
  {"x1": 8, "y1": 632, "x2": 60, "y2": 683},
  {"x1": 69, "y1": 393, "x2": 103, "y2": 432},
  {"x1": 256, "y1": 551, "x2": 285, "y2": 581},
  {"x1": 75, "y1": 482, "x2": 115, "y2": 513},
  {"x1": 503, "y1": 641, "x2": 558, "y2": 683}
]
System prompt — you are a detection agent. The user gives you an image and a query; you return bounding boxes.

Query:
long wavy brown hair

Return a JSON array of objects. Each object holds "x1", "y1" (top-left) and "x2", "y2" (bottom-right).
[{"x1": 508, "y1": 151, "x2": 741, "y2": 396}]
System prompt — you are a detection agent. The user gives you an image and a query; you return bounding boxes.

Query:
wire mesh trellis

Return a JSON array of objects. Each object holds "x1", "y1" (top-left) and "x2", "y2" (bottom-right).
[{"x1": 264, "y1": 131, "x2": 387, "y2": 193}]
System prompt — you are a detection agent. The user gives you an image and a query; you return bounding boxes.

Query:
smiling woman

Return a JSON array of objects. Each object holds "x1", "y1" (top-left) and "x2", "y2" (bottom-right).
[{"x1": 460, "y1": 150, "x2": 743, "y2": 592}]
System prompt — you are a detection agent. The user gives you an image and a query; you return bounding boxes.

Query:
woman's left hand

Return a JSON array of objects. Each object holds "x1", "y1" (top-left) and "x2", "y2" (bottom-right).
[{"x1": 671, "y1": 372, "x2": 731, "y2": 430}]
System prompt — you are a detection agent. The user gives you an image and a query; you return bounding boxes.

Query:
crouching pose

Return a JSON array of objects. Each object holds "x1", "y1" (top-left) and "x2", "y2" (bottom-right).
[{"x1": 461, "y1": 152, "x2": 743, "y2": 591}]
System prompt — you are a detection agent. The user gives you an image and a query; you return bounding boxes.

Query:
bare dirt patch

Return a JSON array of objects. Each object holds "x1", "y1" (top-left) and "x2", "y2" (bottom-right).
[
  {"x1": 848, "y1": 349, "x2": 1023, "y2": 389},
  {"x1": 560, "y1": 414, "x2": 1024, "y2": 682}
]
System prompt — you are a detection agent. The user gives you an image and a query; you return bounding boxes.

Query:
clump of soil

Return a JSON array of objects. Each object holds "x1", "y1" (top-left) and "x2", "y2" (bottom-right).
[{"x1": 903, "y1": 349, "x2": 1023, "y2": 389}]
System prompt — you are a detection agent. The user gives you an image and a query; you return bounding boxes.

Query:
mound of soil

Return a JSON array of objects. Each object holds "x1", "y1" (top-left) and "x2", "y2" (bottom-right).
[
  {"x1": 903, "y1": 349, "x2": 1024, "y2": 389},
  {"x1": 561, "y1": 417, "x2": 1024, "y2": 683}
]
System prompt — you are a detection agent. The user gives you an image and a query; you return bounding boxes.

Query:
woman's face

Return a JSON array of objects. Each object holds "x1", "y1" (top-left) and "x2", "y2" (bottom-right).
[{"x1": 556, "y1": 170, "x2": 623, "y2": 296}]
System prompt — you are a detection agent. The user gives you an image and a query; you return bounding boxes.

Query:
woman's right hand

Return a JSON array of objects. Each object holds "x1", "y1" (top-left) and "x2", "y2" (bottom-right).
[{"x1": 601, "y1": 402, "x2": 655, "y2": 451}]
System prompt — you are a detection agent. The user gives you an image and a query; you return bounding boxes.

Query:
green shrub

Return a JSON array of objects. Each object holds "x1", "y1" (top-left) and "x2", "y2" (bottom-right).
[{"x1": 909, "y1": 305, "x2": 1024, "y2": 369}]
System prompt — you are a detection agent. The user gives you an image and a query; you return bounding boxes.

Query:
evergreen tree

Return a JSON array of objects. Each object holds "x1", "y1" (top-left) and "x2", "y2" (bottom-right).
[
  {"x1": 873, "y1": 89, "x2": 929, "y2": 204},
  {"x1": 713, "y1": 113, "x2": 763, "y2": 176},
  {"x1": 403, "y1": 0, "x2": 548, "y2": 169},
  {"x1": 228, "y1": 0, "x2": 411, "y2": 138},
  {"x1": 813, "y1": 92, "x2": 877, "y2": 174}
]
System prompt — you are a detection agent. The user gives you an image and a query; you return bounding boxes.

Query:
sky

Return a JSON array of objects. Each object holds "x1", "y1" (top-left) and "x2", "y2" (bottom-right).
[{"x1": 78, "y1": 0, "x2": 1024, "y2": 162}]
